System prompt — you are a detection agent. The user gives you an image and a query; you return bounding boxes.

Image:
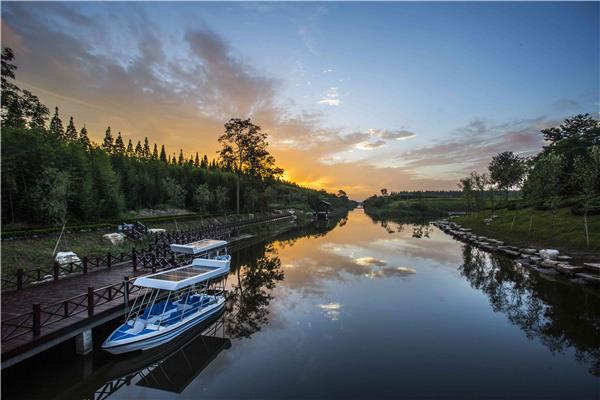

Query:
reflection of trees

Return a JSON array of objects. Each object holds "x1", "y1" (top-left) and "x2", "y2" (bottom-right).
[
  {"x1": 226, "y1": 244, "x2": 284, "y2": 339},
  {"x1": 411, "y1": 223, "x2": 432, "y2": 238},
  {"x1": 459, "y1": 244, "x2": 600, "y2": 376}
]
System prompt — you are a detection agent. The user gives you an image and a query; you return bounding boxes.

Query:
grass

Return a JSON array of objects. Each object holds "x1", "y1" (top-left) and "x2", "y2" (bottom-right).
[
  {"x1": 454, "y1": 207, "x2": 600, "y2": 255},
  {"x1": 0, "y1": 210, "x2": 311, "y2": 277}
]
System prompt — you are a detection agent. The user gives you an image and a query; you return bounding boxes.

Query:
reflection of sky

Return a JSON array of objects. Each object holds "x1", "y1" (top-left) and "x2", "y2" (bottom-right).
[{"x1": 111, "y1": 209, "x2": 599, "y2": 399}]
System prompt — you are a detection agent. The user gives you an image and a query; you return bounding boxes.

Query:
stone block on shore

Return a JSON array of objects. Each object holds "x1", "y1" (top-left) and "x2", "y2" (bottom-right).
[
  {"x1": 539, "y1": 249, "x2": 559, "y2": 261},
  {"x1": 102, "y1": 233, "x2": 125, "y2": 245}
]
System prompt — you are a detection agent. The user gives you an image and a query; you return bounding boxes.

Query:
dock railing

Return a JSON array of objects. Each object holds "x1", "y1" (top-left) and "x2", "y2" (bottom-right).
[{"x1": 1, "y1": 212, "x2": 293, "y2": 292}]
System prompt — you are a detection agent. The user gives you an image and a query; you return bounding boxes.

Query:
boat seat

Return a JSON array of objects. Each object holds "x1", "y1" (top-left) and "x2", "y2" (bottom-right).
[{"x1": 141, "y1": 301, "x2": 176, "y2": 319}]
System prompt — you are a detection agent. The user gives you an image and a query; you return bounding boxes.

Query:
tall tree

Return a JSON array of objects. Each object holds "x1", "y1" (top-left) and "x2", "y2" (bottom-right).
[
  {"x1": 143, "y1": 137, "x2": 151, "y2": 158},
  {"x1": 178, "y1": 149, "x2": 184, "y2": 165},
  {"x1": 218, "y1": 118, "x2": 283, "y2": 214},
  {"x1": 1, "y1": 47, "x2": 24, "y2": 127},
  {"x1": 114, "y1": 132, "x2": 125, "y2": 154},
  {"x1": 49, "y1": 107, "x2": 65, "y2": 138},
  {"x1": 201, "y1": 155, "x2": 209, "y2": 169},
  {"x1": 194, "y1": 152, "x2": 200, "y2": 167},
  {"x1": 65, "y1": 116, "x2": 78, "y2": 141},
  {"x1": 152, "y1": 143, "x2": 159, "y2": 160},
  {"x1": 22, "y1": 90, "x2": 49, "y2": 129},
  {"x1": 126, "y1": 139, "x2": 134, "y2": 156},
  {"x1": 102, "y1": 126, "x2": 114, "y2": 153},
  {"x1": 134, "y1": 140, "x2": 143, "y2": 157},
  {"x1": 79, "y1": 125, "x2": 91, "y2": 148},
  {"x1": 573, "y1": 146, "x2": 600, "y2": 247},
  {"x1": 159, "y1": 144, "x2": 167, "y2": 162},
  {"x1": 488, "y1": 151, "x2": 525, "y2": 200}
]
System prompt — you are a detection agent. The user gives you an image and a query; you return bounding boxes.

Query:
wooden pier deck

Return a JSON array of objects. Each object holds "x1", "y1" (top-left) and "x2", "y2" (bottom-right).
[{"x1": 1, "y1": 213, "x2": 294, "y2": 368}]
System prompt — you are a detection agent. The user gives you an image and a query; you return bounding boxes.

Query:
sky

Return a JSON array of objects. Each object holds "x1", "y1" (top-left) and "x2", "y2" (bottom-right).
[{"x1": 2, "y1": 1, "x2": 599, "y2": 200}]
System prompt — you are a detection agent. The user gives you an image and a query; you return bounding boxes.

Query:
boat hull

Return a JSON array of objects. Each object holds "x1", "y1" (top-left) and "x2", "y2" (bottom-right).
[{"x1": 102, "y1": 299, "x2": 225, "y2": 355}]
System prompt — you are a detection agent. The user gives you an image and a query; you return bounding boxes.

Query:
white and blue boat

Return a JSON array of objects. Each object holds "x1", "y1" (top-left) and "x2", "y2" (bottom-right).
[{"x1": 102, "y1": 241, "x2": 231, "y2": 355}]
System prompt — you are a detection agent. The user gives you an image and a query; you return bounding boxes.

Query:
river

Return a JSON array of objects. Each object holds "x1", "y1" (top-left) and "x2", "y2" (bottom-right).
[{"x1": 3, "y1": 209, "x2": 599, "y2": 399}]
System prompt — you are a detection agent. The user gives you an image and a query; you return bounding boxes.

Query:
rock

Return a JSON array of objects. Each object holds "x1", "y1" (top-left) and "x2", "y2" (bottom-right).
[
  {"x1": 521, "y1": 248, "x2": 538, "y2": 255},
  {"x1": 148, "y1": 228, "x2": 166, "y2": 235},
  {"x1": 103, "y1": 233, "x2": 125, "y2": 245},
  {"x1": 557, "y1": 255, "x2": 572, "y2": 261},
  {"x1": 55, "y1": 251, "x2": 81, "y2": 267},
  {"x1": 553, "y1": 263, "x2": 584, "y2": 276},
  {"x1": 575, "y1": 272, "x2": 600, "y2": 284},
  {"x1": 583, "y1": 263, "x2": 600, "y2": 272},
  {"x1": 529, "y1": 256, "x2": 542, "y2": 264},
  {"x1": 539, "y1": 249, "x2": 559, "y2": 261},
  {"x1": 540, "y1": 260, "x2": 558, "y2": 268}
]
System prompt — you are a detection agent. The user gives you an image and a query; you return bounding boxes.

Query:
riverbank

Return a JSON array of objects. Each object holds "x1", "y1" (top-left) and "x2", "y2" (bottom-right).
[
  {"x1": 363, "y1": 197, "x2": 467, "y2": 220},
  {"x1": 453, "y1": 207, "x2": 599, "y2": 255},
  {"x1": 434, "y1": 219, "x2": 600, "y2": 285}
]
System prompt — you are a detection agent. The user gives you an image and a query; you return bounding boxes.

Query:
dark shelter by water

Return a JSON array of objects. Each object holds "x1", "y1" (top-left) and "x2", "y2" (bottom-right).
[{"x1": 3, "y1": 210, "x2": 599, "y2": 399}]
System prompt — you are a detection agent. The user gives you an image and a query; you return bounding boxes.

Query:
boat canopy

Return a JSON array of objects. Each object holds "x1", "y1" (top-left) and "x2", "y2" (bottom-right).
[
  {"x1": 134, "y1": 260, "x2": 229, "y2": 291},
  {"x1": 170, "y1": 239, "x2": 227, "y2": 255}
]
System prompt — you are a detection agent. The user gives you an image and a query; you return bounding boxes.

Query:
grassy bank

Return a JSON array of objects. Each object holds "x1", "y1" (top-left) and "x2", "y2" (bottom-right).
[
  {"x1": 363, "y1": 197, "x2": 470, "y2": 220},
  {"x1": 454, "y1": 207, "x2": 600, "y2": 255},
  {"x1": 0, "y1": 207, "x2": 339, "y2": 276}
]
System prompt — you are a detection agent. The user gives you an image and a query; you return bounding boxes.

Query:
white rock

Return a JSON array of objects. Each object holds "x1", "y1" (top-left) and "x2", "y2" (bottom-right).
[
  {"x1": 55, "y1": 251, "x2": 81, "y2": 266},
  {"x1": 103, "y1": 233, "x2": 125, "y2": 245},
  {"x1": 539, "y1": 249, "x2": 559, "y2": 261},
  {"x1": 148, "y1": 228, "x2": 166, "y2": 235}
]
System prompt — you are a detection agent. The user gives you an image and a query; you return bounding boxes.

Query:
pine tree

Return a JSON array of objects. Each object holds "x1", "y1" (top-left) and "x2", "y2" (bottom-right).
[
  {"x1": 152, "y1": 144, "x2": 159, "y2": 160},
  {"x1": 135, "y1": 140, "x2": 143, "y2": 157},
  {"x1": 114, "y1": 132, "x2": 125, "y2": 154},
  {"x1": 65, "y1": 116, "x2": 77, "y2": 141},
  {"x1": 143, "y1": 137, "x2": 151, "y2": 158},
  {"x1": 160, "y1": 145, "x2": 167, "y2": 163},
  {"x1": 178, "y1": 149, "x2": 185, "y2": 165},
  {"x1": 49, "y1": 107, "x2": 65, "y2": 138},
  {"x1": 188, "y1": 155, "x2": 194, "y2": 166},
  {"x1": 126, "y1": 139, "x2": 134, "y2": 156},
  {"x1": 79, "y1": 125, "x2": 91, "y2": 148},
  {"x1": 102, "y1": 127, "x2": 114, "y2": 153},
  {"x1": 172, "y1": 153, "x2": 177, "y2": 165},
  {"x1": 201, "y1": 155, "x2": 209, "y2": 169},
  {"x1": 195, "y1": 152, "x2": 200, "y2": 167}
]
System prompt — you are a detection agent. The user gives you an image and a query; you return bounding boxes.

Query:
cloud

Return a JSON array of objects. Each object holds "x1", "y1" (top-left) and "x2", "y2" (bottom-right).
[
  {"x1": 394, "y1": 117, "x2": 551, "y2": 174},
  {"x1": 318, "y1": 87, "x2": 341, "y2": 106},
  {"x1": 354, "y1": 256, "x2": 387, "y2": 266},
  {"x1": 322, "y1": 68, "x2": 334, "y2": 74},
  {"x1": 355, "y1": 140, "x2": 386, "y2": 150},
  {"x1": 375, "y1": 129, "x2": 417, "y2": 141}
]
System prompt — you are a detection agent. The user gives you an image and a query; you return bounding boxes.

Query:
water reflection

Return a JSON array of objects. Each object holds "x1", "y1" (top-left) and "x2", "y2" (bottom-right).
[
  {"x1": 459, "y1": 243, "x2": 600, "y2": 376},
  {"x1": 225, "y1": 244, "x2": 284, "y2": 339}
]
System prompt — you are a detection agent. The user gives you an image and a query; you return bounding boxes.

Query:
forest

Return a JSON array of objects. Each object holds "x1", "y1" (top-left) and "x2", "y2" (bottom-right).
[{"x1": 1, "y1": 48, "x2": 354, "y2": 227}]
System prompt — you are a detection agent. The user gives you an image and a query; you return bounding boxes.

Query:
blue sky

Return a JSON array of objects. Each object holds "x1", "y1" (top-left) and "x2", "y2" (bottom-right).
[{"x1": 2, "y1": 2, "x2": 598, "y2": 198}]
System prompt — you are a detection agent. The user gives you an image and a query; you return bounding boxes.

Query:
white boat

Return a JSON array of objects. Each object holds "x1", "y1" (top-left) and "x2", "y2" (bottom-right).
[{"x1": 102, "y1": 243, "x2": 231, "y2": 355}]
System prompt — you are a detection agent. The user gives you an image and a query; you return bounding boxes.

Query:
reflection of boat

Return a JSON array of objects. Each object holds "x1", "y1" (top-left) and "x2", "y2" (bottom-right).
[
  {"x1": 57, "y1": 312, "x2": 231, "y2": 400},
  {"x1": 102, "y1": 241, "x2": 230, "y2": 354}
]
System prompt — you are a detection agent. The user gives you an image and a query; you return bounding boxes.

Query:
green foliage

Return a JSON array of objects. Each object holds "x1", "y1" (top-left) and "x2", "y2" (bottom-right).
[
  {"x1": 488, "y1": 151, "x2": 525, "y2": 197},
  {"x1": 193, "y1": 183, "x2": 213, "y2": 212}
]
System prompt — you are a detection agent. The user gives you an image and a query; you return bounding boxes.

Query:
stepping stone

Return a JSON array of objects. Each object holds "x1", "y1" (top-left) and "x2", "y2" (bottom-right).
[
  {"x1": 557, "y1": 255, "x2": 572, "y2": 261},
  {"x1": 575, "y1": 273, "x2": 600, "y2": 284},
  {"x1": 553, "y1": 263, "x2": 584, "y2": 276},
  {"x1": 584, "y1": 263, "x2": 600, "y2": 272}
]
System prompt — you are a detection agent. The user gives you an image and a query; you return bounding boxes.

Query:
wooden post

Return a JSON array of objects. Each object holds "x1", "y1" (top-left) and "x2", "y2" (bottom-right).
[
  {"x1": 152, "y1": 254, "x2": 156, "y2": 273},
  {"x1": 83, "y1": 256, "x2": 88, "y2": 274},
  {"x1": 107, "y1": 252, "x2": 112, "y2": 269},
  {"x1": 53, "y1": 261, "x2": 60, "y2": 281},
  {"x1": 33, "y1": 303, "x2": 41, "y2": 337},
  {"x1": 124, "y1": 277, "x2": 130, "y2": 308},
  {"x1": 17, "y1": 269, "x2": 23, "y2": 290},
  {"x1": 132, "y1": 248, "x2": 137, "y2": 272},
  {"x1": 87, "y1": 287, "x2": 95, "y2": 316}
]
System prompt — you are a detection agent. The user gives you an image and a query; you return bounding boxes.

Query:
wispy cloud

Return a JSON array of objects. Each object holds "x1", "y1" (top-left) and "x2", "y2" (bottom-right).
[
  {"x1": 318, "y1": 87, "x2": 341, "y2": 106},
  {"x1": 322, "y1": 68, "x2": 334, "y2": 74},
  {"x1": 355, "y1": 140, "x2": 386, "y2": 150},
  {"x1": 369, "y1": 129, "x2": 417, "y2": 141}
]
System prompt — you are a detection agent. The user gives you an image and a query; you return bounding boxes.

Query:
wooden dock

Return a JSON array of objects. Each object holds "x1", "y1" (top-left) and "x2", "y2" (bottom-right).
[{"x1": 1, "y1": 213, "x2": 294, "y2": 368}]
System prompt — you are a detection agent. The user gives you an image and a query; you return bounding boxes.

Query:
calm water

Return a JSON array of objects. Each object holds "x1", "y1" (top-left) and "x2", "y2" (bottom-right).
[{"x1": 3, "y1": 209, "x2": 600, "y2": 399}]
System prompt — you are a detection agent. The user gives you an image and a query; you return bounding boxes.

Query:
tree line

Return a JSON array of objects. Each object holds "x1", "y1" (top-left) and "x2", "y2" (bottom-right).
[
  {"x1": 457, "y1": 114, "x2": 599, "y2": 246},
  {"x1": 1, "y1": 48, "x2": 354, "y2": 226}
]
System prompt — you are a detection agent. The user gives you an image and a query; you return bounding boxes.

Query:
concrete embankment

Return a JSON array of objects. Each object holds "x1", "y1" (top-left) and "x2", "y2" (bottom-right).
[{"x1": 433, "y1": 219, "x2": 600, "y2": 285}]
